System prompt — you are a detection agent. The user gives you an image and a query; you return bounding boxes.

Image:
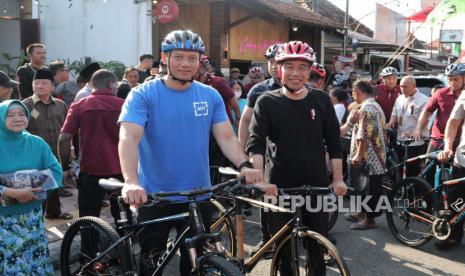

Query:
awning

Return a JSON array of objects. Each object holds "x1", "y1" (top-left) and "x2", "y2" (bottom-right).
[
  {"x1": 409, "y1": 55, "x2": 448, "y2": 69},
  {"x1": 405, "y1": 5, "x2": 434, "y2": 22}
]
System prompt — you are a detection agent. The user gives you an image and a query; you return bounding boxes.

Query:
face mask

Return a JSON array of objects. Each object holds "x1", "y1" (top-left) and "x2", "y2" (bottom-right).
[{"x1": 235, "y1": 91, "x2": 242, "y2": 98}]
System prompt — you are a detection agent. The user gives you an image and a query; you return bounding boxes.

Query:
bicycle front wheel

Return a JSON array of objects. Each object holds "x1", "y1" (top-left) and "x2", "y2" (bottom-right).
[
  {"x1": 327, "y1": 193, "x2": 339, "y2": 231},
  {"x1": 270, "y1": 230, "x2": 350, "y2": 276},
  {"x1": 386, "y1": 177, "x2": 434, "y2": 247},
  {"x1": 60, "y1": 216, "x2": 132, "y2": 276},
  {"x1": 208, "y1": 198, "x2": 237, "y2": 258},
  {"x1": 197, "y1": 255, "x2": 244, "y2": 276}
]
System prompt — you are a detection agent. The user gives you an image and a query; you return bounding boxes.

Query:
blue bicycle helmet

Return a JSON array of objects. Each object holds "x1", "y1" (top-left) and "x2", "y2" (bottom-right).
[
  {"x1": 445, "y1": 63, "x2": 465, "y2": 76},
  {"x1": 161, "y1": 30, "x2": 205, "y2": 54},
  {"x1": 264, "y1": 44, "x2": 283, "y2": 59}
]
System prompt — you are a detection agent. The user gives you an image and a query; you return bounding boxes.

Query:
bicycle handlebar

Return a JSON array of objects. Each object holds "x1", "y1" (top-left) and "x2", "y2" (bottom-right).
[
  {"x1": 278, "y1": 185, "x2": 355, "y2": 196},
  {"x1": 153, "y1": 178, "x2": 244, "y2": 199}
]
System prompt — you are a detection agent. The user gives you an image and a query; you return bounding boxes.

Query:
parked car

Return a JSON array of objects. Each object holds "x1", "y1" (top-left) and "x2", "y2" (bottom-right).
[
  {"x1": 414, "y1": 75, "x2": 447, "y2": 97},
  {"x1": 398, "y1": 73, "x2": 447, "y2": 97}
]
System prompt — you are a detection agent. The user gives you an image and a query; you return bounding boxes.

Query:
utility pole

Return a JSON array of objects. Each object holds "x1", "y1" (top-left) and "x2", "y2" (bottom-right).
[
  {"x1": 343, "y1": 0, "x2": 349, "y2": 56},
  {"x1": 404, "y1": 20, "x2": 411, "y2": 72}
]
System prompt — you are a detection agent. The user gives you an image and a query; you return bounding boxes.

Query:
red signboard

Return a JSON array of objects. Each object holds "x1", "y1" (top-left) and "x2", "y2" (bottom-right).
[{"x1": 155, "y1": 0, "x2": 179, "y2": 24}]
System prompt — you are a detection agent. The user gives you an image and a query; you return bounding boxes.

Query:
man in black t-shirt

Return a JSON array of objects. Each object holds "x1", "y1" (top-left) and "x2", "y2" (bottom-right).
[
  {"x1": 136, "y1": 54, "x2": 154, "y2": 83},
  {"x1": 16, "y1": 43, "x2": 47, "y2": 99},
  {"x1": 247, "y1": 41, "x2": 348, "y2": 275}
]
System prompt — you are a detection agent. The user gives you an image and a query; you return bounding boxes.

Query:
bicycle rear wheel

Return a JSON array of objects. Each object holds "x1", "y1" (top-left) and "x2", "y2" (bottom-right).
[
  {"x1": 60, "y1": 216, "x2": 132, "y2": 276},
  {"x1": 270, "y1": 230, "x2": 350, "y2": 276},
  {"x1": 386, "y1": 177, "x2": 434, "y2": 247}
]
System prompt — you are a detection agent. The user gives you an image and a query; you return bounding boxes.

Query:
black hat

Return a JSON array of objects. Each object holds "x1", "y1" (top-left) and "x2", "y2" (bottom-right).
[
  {"x1": 78, "y1": 62, "x2": 101, "y2": 81},
  {"x1": 33, "y1": 69, "x2": 54, "y2": 82},
  {"x1": 0, "y1": 71, "x2": 19, "y2": 88}
]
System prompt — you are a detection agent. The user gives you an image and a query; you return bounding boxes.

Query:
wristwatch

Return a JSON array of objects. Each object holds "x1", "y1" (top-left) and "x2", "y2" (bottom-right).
[{"x1": 238, "y1": 161, "x2": 253, "y2": 171}]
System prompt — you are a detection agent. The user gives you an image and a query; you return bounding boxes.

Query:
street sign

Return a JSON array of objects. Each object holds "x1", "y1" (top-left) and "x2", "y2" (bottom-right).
[{"x1": 440, "y1": 30, "x2": 463, "y2": 43}]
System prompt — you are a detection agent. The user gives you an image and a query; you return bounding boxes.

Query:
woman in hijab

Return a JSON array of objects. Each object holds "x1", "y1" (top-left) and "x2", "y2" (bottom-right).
[{"x1": 0, "y1": 100, "x2": 62, "y2": 275}]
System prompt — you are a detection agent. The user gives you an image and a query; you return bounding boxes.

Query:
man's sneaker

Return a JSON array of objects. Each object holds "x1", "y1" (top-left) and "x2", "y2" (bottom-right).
[{"x1": 249, "y1": 240, "x2": 274, "y2": 259}]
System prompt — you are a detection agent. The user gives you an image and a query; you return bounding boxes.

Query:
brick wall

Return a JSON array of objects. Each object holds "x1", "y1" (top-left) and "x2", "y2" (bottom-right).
[{"x1": 209, "y1": 2, "x2": 230, "y2": 71}]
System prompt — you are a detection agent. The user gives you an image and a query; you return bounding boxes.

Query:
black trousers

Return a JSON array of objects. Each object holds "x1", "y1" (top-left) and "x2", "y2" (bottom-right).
[
  {"x1": 77, "y1": 172, "x2": 122, "y2": 220},
  {"x1": 395, "y1": 144, "x2": 428, "y2": 177},
  {"x1": 42, "y1": 189, "x2": 62, "y2": 217},
  {"x1": 449, "y1": 166, "x2": 465, "y2": 242},
  {"x1": 137, "y1": 201, "x2": 212, "y2": 276},
  {"x1": 364, "y1": 174, "x2": 385, "y2": 219},
  {"x1": 266, "y1": 205, "x2": 328, "y2": 275},
  {"x1": 76, "y1": 172, "x2": 123, "y2": 263}
]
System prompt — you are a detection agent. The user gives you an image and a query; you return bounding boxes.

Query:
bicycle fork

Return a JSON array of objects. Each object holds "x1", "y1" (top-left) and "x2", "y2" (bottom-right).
[
  {"x1": 185, "y1": 202, "x2": 226, "y2": 272},
  {"x1": 291, "y1": 218, "x2": 302, "y2": 276}
]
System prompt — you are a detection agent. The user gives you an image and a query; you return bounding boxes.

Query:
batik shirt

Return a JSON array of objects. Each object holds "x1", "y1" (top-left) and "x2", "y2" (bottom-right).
[{"x1": 350, "y1": 98, "x2": 387, "y2": 175}]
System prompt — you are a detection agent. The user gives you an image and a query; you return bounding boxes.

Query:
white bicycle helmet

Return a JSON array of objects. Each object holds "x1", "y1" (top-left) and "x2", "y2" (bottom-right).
[{"x1": 380, "y1": 67, "x2": 399, "y2": 77}]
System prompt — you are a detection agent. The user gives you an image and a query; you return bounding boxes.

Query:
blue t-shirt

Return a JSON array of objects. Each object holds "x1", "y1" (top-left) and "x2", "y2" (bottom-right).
[{"x1": 118, "y1": 80, "x2": 229, "y2": 194}]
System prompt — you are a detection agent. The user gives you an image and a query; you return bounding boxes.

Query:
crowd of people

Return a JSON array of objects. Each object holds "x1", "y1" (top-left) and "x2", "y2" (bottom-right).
[{"x1": 0, "y1": 28, "x2": 464, "y2": 275}]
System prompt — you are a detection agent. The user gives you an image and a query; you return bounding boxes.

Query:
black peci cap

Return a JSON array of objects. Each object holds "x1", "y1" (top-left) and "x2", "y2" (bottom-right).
[
  {"x1": 33, "y1": 69, "x2": 54, "y2": 82},
  {"x1": 78, "y1": 62, "x2": 101, "y2": 81}
]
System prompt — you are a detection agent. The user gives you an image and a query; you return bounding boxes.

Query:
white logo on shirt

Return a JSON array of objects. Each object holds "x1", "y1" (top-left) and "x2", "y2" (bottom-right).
[{"x1": 193, "y1": 102, "x2": 208, "y2": 116}]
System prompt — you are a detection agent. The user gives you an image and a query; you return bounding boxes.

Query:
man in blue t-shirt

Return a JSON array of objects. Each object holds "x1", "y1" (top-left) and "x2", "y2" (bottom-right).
[{"x1": 118, "y1": 30, "x2": 272, "y2": 275}]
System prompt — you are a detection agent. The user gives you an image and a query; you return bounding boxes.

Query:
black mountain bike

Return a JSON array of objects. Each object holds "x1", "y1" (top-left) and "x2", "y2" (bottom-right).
[{"x1": 60, "y1": 179, "x2": 244, "y2": 276}]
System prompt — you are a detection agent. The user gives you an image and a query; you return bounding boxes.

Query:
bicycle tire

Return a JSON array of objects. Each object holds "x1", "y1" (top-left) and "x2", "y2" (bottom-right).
[
  {"x1": 386, "y1": 177, "x2": 434, "y2": 247},
  {"x1": 60, "y1": 216, "x2": 132, "y2": 275},
  {"x1": 270, "y1": 230, "x2": 351, "y2": 276},
  {"x1": 209, "y1": 198, "x2": 237, "y2": 258},
  {"x1": 197, "y1": 254, "x2": 244, "y2": 276}
]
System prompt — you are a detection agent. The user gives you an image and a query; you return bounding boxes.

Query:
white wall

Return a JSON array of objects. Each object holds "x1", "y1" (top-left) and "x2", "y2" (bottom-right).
[
  {"x1": 0, "y1": 19, "x2": 21, "y2": 76},
  {"x1": 38, "y1": 0, "x2": 152, "y2": 66}
]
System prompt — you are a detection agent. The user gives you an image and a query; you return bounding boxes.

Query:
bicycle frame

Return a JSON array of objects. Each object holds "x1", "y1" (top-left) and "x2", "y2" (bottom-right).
[
  {"x1": 399, "y1": 176, "x2": 465, "y2": 228},
  {"x1": 78, "y1": 199, "x2": 226, "y2": 276},
  {"x1": 226, "y1": 193, "x2": 315, "y2": 275},
  {"x1": 383, "y1": 151, "x2": 444, "y2": 192},
  {"x1": 78, "y1": 211, "x2": 189, "y2": 274}
]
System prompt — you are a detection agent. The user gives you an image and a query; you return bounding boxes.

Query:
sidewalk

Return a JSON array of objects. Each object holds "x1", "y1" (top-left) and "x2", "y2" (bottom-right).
[{"x1": 46, "y1": 187, "x2": 114, "y2": 271}]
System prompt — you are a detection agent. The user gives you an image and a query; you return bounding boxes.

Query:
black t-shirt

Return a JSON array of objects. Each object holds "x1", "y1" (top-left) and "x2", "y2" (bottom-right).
[
  {"x1": 246, "y1": 78, "x2": 281, "y2": 108},
  {"x1": 246, "y1": 88, "x2": 342, "y2": 188},
  {"x1": 138, "y1": 70, "x2": 148, "y2": 83},
  {"x1": 16, "y1": 63, "x2": 48, "y2": 99}
]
